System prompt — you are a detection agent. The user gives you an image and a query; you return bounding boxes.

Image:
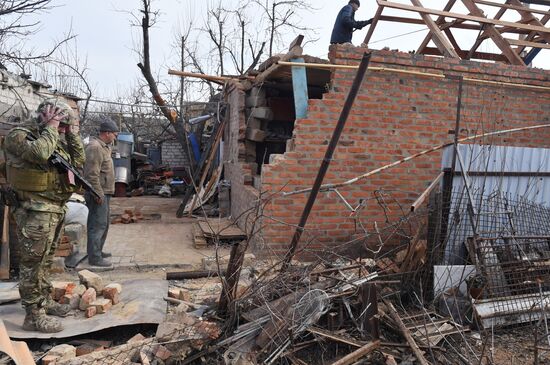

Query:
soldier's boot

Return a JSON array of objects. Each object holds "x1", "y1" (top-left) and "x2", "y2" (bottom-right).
[
  {"x1": 22, "y1": 306, "x2": 63, "y2": 333},
  {"x1": 44, "y1": 299, "x2": 71, "y2": 317}
]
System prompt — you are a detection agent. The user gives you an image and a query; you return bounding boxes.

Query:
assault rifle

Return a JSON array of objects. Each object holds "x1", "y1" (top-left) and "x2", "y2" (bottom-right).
[{"x1": 25, "y1": 133, "x2": 102, "y2": 200}]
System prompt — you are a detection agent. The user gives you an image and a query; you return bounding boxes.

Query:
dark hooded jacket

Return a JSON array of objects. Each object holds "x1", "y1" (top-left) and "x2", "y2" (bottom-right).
[{"x1": 330, "y1": 4, "x2": 369, "y2": 44}]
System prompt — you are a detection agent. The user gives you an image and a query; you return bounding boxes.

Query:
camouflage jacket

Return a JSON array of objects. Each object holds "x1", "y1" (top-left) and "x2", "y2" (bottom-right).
[{"x1": 3, "y1": 120, "x2": 85, "y2": 213}]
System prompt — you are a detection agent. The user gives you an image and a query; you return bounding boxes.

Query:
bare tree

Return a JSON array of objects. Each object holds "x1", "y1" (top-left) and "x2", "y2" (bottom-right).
[
  {"x1": 30, "y1": 38, "x2": 93, "y2": 123},
  {"x1": 251, "y1": 0, "x2": 316, "y2": 57},
  {"x1": 0, "y1": 0, "x2": 75, "y2": 70}
]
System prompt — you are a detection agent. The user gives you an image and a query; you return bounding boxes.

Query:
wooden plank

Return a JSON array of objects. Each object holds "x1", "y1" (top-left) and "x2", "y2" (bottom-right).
[
  {"x1": 506, "y1": 37, "x2": 550, "y2": 49},
  {"x1": 198, "y1": 219, "x2": 246, "y2": 240},
  {"x1": 364, "y1": 5, "x2": 385, "y2": 45},
  {"x1": 508, "y1": 0, "x2": 550, "y2": 45},
  {"x1": 377, "y1": 0, "x2": 550, "y2": 33},
  {"x1": 418, "y1": 0, "x2": 458, "y2": 54},
  {"x1": 384, "y1": 301, "x2": 431, "y2": 365},
  {"x1": 411, "y1": 172, "x2": 443, "y2": 212},
  {"x1": 422, "y1": 46, "x2": 509, "y2": 61},
  {"x1": 410, "y1": 0, "x2": 460, "y2": 58},
  {"x1": 461, "y1": 0, "x2": 525, "y2": 65},
  {"x1": 329, "y1": 340, "x2": 380, "y2": 365},
  {"x1": 379, "y1": 15, "x2": 535, "y2": 34},
  {"x1": 473, "y1": 0, "x2": 550, "y2": 17},
  {"x1": 0, "y1": 206, "x2": 10, "y2": 280},
  {"x1": 513, "y1": 13, "x2": 550, "y2": 54}
]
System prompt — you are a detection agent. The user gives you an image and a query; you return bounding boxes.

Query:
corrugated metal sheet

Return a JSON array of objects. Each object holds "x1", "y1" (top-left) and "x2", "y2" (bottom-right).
[
  {"x1": 441, "y1": 144, "x2": 550, "y2": 264},
  {"x1": 442, "y1": 144, "x2": 550, "y2": 205}
]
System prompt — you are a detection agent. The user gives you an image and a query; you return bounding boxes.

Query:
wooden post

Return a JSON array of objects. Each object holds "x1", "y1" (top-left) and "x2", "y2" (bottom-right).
[
  {"x1": 218, "y1": 241, "x2": 247, "y2": 315},
  {"x1": 361, "y1": 283, "x2": 380, "y2": 339}
]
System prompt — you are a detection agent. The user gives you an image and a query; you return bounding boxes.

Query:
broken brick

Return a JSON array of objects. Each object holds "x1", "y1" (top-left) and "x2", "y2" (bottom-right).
[
  {"x1": 104, "y1": 283, "x2": 122, "y2": 294},
  {"x1": 51, "y1": 281, "x2": 72, "y2": 301},
  {"x1": 90, "y1": 298, "x2": 112, "y2": 314},
  {"x1": 41, "y1": 355, "x2": 59, "y2": 365},
  {"x1": 79, "y1": 288, "x2": 97, "y2": 311},
  {"x1": 85, "y1": 306, "x2": 97, "y2": 318},
  {"x1": 64, "y1": 282, "x2": 77, "y2": 295},
  {"x1": 78, "y1": 270, "x2": 104, "y2": 292},
  {"x1": 102, "y1": 286, "x2": 120, "y2": 304},
  {"x1": 127, "y1": 333, "x2": 146, "y2": 344},
  {"x1": 168, "y1": 288, "x2": 190, "y2": 302},
  {"x1": 154, "y1": 345, "x2": 172, "y2": 361}
]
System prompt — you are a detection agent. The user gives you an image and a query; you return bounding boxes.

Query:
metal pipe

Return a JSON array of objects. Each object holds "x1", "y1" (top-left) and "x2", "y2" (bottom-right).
[{"x1": 280, "y1": 52, "x2": 372, "y2": 271}]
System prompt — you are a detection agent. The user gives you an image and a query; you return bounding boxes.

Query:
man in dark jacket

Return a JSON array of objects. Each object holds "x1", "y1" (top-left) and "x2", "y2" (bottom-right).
[{"x1": 330, "y1": 0, "x2": 372, "y2": 44}]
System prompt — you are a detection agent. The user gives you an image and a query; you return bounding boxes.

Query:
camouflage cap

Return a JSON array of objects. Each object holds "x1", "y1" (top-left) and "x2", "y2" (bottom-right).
[{"x1": 37, "y1": 98, "x2": 78, "y2": 126}]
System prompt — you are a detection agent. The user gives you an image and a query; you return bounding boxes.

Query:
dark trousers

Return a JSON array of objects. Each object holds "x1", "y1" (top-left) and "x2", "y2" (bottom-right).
[{"x1": 85, "y1": 194, "x2": 111, "y2": 263}]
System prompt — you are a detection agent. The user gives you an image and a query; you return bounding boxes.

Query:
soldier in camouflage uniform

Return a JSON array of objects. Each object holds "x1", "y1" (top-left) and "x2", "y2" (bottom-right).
[{"x1": 3, "y1": 99, "x2": 85, "y2": 333}]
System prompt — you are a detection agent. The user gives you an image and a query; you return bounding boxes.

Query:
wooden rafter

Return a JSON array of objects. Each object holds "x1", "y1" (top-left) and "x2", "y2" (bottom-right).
[
  {"x1": 461, "y1": 0, "x2": 525, "y2": 65},
  {"x1": 515, "y1": 14, "x2": 550, "y2": 54},
  {"x1": 466, "y1": 4, "x2": 508, "y2": 60},
  {"x1": 417, "y1": 0, "x2": 458, "y2": 54},
  {"x1": 410, "y1": 0, "x2": 460, "y2": 57},
  {"x1": 473, "y1": 0, "x2": 550, "y2": 17},
  {"x1": 508, "y1": 0, "x2": 550, "y2": 44},
  {"x1": 376, "y1": 0, "x2": 550, "y2": 34},
  {"x1": 367, "y1": 0, "x2": 550, "y2": 65},
  {"x1": 364, "y1": 5, "x2": 385, "y2": 45}
]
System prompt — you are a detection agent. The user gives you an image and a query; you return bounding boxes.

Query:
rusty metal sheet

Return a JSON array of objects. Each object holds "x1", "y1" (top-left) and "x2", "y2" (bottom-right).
[
  {"x1": 0, "y1": 279, "x2": 167, "y2": 339},
  {"x1": 0, "y1": 320, "x2": 35, "y2": 364}
]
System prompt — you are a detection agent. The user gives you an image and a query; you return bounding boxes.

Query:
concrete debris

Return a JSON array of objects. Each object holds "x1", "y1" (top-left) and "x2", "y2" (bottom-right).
[{"x1": 78, "y1": 270, "x2": 104, "y2": 292}]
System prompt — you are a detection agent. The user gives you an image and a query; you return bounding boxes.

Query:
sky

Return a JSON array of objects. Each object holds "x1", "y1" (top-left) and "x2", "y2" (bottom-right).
[{"x1": 23, "y1": 0, "x2": 550, "y2": 100}]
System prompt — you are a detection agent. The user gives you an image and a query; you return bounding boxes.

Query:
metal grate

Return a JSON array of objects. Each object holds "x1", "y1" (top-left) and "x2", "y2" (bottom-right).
[{"x1": 474, "y1": 237, "x2": 550, "y2": 314}]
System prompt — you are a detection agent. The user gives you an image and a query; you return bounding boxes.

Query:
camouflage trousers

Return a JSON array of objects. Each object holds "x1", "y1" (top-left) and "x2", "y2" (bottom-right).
[{"x1": 14, "y1": 207, "x2": 65, "y2": 309}]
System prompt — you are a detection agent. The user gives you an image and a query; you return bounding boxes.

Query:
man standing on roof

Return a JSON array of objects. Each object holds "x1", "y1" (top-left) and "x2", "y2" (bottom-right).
[
  {"x1": 3, "y1": 99, "x2": 85, "y2": 333},
  {"x1": 331, "y1": 0, "x2": 373, "y2": 45},
  {"x1": 83, "y1": 118, "x2": 118, "y2": 268}
]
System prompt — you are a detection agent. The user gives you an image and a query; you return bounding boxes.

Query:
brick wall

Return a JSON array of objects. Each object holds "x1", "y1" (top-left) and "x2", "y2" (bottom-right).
[
  {"x1": 161, "y1": 139, "x2": 189, "y2": 168},
  {"x1": 250, "y1": 46, "x2": 550, "y2": 258}
]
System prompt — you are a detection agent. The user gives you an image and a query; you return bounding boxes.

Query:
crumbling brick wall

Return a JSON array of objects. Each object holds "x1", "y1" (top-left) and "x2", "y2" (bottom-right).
[
  {"x1": 223, "y1": 83, "x2": 262, "y2": 247},
  {"x1": 252, "y1": 46, "x2": 550, "y2": 258}
]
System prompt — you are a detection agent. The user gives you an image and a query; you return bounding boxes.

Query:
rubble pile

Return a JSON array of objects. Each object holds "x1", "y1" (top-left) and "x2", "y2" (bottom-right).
[
  {"x1": 111, "y1": 209, "x2": 145, "y2": 225},
  {"x1": 51, "y1": 270, "x2": 122, "y2": 319}
]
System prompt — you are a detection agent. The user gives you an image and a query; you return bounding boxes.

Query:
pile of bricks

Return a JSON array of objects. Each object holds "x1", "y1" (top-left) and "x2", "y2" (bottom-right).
[
  {"x1": 111, "y1": 209, "x2": 144, "y2": 225},
  {"x1": 51, "y1": 270, "x2": 122, "y2": 319}
]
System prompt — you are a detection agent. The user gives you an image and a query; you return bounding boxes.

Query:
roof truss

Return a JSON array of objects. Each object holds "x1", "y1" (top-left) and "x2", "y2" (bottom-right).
[{"x1": 365, "y1": 0, "x2": 550, "y2": 65}]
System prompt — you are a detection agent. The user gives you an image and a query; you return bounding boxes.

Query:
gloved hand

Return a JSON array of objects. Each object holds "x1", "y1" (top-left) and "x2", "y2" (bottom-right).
[{"x1": 356, "y1": 18, "x2": 373, "y2": 29}]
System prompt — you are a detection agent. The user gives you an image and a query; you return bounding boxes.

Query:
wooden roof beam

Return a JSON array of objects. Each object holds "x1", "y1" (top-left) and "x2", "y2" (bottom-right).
[
  {"x1": 376, "y1": 0, "x2": 550, "y2": 33},
  {"x1": 508, "y1": 0, "x2": 550, "y2": 44},
  {"x1": 411, "y1": 0, "x2": 460, "y2": 57},
  {"x1": 364, "y1": 5, "x2": 385, "y2": 45},
  {"x1": 473, "y1": 0, "x2": 550, "y2": 17},
  {"x1": 422, "y1": 46, "x2": 509, "y2": 61},
  {"x1": 417, "y1": 0, "x2": 458, "y2": 53},
  {"x1": 461, "y1": 0, "x2": 525, "y2": 65},
  {"x1": 467, "y1": 4, "x2": 508, "y2": 59}
]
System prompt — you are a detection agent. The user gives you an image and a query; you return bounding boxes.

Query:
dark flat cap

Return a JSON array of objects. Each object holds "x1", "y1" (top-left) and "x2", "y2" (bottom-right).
[
  {"x1": 349, "y1": 0, "x2": 360, "y2": 6},
  {"x1": 99, "y1": 119, "x2": 119, "y2": 133}
]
